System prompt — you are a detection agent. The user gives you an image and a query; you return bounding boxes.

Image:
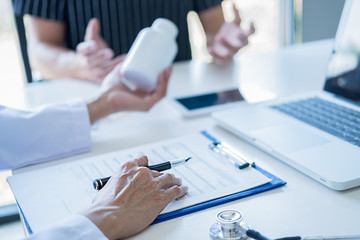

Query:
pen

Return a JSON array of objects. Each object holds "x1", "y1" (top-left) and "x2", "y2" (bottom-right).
[
  {"x1": 209, "y1": 142, "x2": 251, "y2": 169},
  {"x1": 93, "y1": 157, "x2": 192, "y2": 190}
]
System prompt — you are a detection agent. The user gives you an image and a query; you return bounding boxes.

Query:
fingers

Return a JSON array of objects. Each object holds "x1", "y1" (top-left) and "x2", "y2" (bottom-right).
[
  {"x1": 155, "y1": 66, "x2": 172, "y2": 97},
  {"x1": 209, "y1": 19, "x2": 256, "y2": 64},
  {"x1": 133, "y1": 156, "x2": 149, "y2": 167},
  {"x1": 220, "y1": 37, "x2": 242, "y2": 55},
  {"x1": 120, "y1": 156, "x2": 149, "y2": 173},
  {"x1": 208, "y1": 44, "x2": 232, "y2": 63},
  {"x1": 146, "y1": 66, "x2": 172, "y2": 106},
  {"x1": 77, "y1": 39, "x2": 114, "y2": 65},
  {"x1": 77, "y1": 47, "x2": 119, "y2": 83},
  {"x1": 237, "y1": 22, "x2": 255, "y2": 40},
  {"x1": 102, "y1": 65, "x2": 172, "y2": 112},
  {"x1": 248, "y1": 22, "x2": 256, "y2": 35},
  {"x1": 87, "y1": 49, "x2": 114, "y2": 68},
  {"x1": 232, "y1": 4, "x2": 241, "y2": 26},
  {"x1": 163, "y1": 185, "x2": 188, "y2": 203},
  {"x1": 155, "y1": 173, "x2": 182, "y2": 189},
  {"x1": 154, "y1": 172, "x2": 188, "y2": 203},
  {"x1": 77, "y1": 51, "x2": 118, "y2": 83},
  {"x1": 114, "y1": 54, "x2": 127, "y2": 63},
  {"x1": 78, "y1": 18, "x2": 112, "y2": 61},
  {"x1": 85, "y1": 18, "x2": 100, "y2": 41},
  {"x1": 130, "y1": 66, "x2": 171, "y2": 111},
  {"x1": 76, "y1": 40, "x2": 98, "y2": 55}
]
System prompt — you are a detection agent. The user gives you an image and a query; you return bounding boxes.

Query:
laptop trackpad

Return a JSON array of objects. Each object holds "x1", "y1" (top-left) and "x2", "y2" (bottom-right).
[{"x1": 251, "y1": 124, "x2": 330, "y2": 153}]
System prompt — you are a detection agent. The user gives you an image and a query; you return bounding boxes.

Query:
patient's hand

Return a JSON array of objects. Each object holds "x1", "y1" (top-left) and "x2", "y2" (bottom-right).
[
  {"x1": 75, "y1": 18, "x2": 123, "y2": 83},
  {"x1": 208, "y1": 4, "x2": 255, "y2": 65}
]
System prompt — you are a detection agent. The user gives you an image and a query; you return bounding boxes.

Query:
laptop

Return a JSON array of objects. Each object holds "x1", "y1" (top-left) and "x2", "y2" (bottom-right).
[{"x1": 212, "y1": 0, "x2": 360, "y2": 191}]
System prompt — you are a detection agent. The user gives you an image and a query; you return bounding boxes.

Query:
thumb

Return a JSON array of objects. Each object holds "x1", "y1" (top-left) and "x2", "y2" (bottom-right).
[{"x1": 85, "y1": 18, "x2": 101, "y2": 41}]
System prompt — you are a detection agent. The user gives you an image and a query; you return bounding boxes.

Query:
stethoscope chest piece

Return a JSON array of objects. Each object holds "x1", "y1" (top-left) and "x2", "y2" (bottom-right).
[{"x1": 210, "y1": 210, "x2": 250, "y2": 240}]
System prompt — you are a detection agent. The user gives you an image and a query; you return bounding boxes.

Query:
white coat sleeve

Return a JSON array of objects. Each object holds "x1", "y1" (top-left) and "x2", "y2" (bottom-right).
[
  {"x1": 0, "y1": 99, "x2": 92, "y2": 170},
  {"x1": 25, "y1": 215, "x2": 108, "y2": 240}
]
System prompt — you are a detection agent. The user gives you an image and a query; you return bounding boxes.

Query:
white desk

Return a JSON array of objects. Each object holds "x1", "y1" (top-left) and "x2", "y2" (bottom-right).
[{"x1": 10, "y1": 39, "x2": 360, "y2": 239}]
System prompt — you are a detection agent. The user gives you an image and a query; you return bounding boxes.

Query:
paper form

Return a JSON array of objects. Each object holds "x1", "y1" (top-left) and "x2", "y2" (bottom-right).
[{"x1": 7, "y1": 132, "x2": 271, "y2": 233}]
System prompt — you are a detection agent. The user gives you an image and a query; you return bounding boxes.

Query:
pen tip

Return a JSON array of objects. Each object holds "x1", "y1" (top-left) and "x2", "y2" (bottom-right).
[{"x1": 185, "y1": 157, "x2": 191, "y2": 162}]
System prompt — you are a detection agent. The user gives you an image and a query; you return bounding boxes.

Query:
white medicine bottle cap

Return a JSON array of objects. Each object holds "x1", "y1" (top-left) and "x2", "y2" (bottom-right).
[{"x1": 152, "y1": 18, "x2": 178, "y2": 39}]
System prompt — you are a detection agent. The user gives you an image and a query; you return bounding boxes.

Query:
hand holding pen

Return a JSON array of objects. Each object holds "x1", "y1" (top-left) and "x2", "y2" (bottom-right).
[
  {"x1": 93, "y1": 157, "x2": 191, "y2": 190},
  {"x1": 83, "y1": 156, "x2": 188, "y2": 239}
]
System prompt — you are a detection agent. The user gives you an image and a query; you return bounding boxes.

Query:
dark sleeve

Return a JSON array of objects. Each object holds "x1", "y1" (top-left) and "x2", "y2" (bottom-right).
[
  {"x1": 193, "y1": 0, "x2": 223, "y2": 13},
  {"x1": 12, "y1": 0, "x2": 66, "y2": 21}
]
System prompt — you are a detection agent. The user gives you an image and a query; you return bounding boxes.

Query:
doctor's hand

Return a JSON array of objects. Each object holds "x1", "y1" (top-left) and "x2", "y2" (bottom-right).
[
  {"x1": 75, "y1": 18, "x2": 123, "y2": 83},
  {"x1": 81, "y1": 156, "x2": 188, "y2": 240},
  {"x1": 86, "y1": 60, "x2": 172, "y2": 124},
  {"x1": 208, "y1": 4, "x2": 255, "y2": 65}
]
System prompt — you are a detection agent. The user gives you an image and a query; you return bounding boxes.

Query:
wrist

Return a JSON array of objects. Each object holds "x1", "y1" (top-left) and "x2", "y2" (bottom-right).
[
  {"x1": 81, "y1": 206, "x2": 123, "y2": 240},
  {"x1": 87, "y1": 92, "x2": 114, "y2": 124}
]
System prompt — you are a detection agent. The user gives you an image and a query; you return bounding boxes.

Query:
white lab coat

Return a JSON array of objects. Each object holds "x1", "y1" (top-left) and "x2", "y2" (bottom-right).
[
  {"x1": 0, "y1": 100, "x2": 107, "y2": 239},
  {"x1": 26, "y1": 215, "x2": 107, "y2": 240},
  {"x1": 0, "y1": 99, "x2": 91, "y2": 170}
]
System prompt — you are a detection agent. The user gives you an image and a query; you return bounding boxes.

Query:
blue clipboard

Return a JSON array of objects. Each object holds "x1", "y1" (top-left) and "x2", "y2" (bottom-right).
[
  {"x1": 20, "y1": 130, "x2": 286, "y2": 232},
  {"x1": 153, "y1": 130, "x2": 286, "y2": 224}
]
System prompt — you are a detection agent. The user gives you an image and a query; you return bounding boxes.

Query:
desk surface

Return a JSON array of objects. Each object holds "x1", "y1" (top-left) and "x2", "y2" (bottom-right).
[{"x1": 10, "y1": 39, "x2": 360, "y2": 239}]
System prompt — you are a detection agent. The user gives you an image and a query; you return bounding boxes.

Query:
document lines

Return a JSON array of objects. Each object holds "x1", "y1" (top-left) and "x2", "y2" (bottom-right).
[{"x1": 7, "y1": 132, "x2": 285, "y2": 233}]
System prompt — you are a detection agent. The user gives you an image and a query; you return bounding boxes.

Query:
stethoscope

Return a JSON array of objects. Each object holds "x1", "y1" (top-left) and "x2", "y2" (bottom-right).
[
  {"x1": 209, "y1": 209, "x2": 293, "y2": 240},
  {"x1": 209, "y1": 210, "x2": 360, "y2": 240}
]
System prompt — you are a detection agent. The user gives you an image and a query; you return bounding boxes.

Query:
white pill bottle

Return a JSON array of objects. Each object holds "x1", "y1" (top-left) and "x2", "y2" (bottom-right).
[{"x1": 120, "y1": 18, "x2": 178, "y2": 92}]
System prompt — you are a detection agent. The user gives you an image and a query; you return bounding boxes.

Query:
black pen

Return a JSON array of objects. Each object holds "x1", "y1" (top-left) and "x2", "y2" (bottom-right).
[{"x1": 93, "y1": 157, "x2": 192, "y2": 190}]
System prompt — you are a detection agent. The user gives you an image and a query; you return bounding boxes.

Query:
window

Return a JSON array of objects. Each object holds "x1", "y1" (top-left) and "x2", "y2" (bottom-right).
[
  {"x1": 188, "y1": 0, "x2": 294, "y2": 62},
  {"x1": 0, "y1": 0, "x2": 24, "y2": 224},
  {"x1": 233, "y1": 0, "x2": 288, "y2": 51},
  {"x1": 0, "y1": 0, "x2": 26, "y2": 96}
]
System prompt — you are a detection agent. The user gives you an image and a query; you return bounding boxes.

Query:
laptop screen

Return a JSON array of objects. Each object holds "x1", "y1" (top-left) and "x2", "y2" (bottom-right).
[{"x1": 324, "y1": 0, "x2": 360, "y2": 102}]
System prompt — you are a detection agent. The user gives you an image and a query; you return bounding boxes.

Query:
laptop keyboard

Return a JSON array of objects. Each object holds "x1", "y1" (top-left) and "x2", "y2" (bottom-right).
[{"x1": 271, "y1": 97, "x2": 360, "y2": 147}]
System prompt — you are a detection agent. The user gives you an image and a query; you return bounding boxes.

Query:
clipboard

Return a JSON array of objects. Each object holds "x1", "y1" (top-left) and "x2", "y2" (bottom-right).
[
  {"x1": 153, "y1": 130, "x2": 286, "y2": 224},
  {"x1": 8, "y1": 130, "x2": 286, "y2": 233}
]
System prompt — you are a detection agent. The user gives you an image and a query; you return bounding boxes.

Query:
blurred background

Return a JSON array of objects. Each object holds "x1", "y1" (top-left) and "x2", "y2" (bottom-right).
[{"x1": 0, "y1": 0, "x2": 346, "y2": 238}]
